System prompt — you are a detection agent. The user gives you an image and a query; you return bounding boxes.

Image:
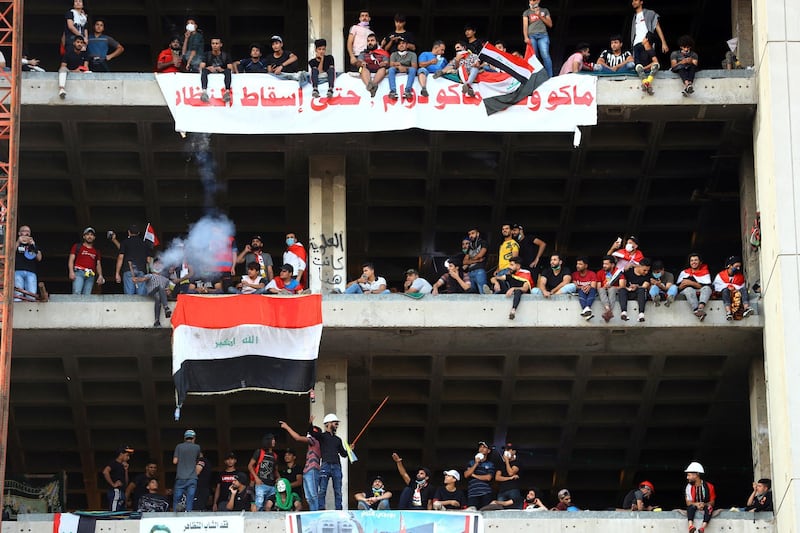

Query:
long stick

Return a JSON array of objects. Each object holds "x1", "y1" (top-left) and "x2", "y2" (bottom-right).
[
  {"x1": 350, "y1": 396, "x2": 389, "y2": 448},
  {"x1": 128, "y1": 260, "x2": 138, "y2": 290}
]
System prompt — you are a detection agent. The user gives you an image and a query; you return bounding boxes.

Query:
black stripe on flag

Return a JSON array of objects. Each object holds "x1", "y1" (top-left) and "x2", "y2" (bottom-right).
[{"x1": 174, "y1": 355, "x2": 316, "y2": 403}]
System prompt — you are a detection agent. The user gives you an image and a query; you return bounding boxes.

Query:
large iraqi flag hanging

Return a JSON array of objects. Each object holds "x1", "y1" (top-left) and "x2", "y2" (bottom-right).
[{"x1": 171, "y1": 294, "x2": 322, "y2": 414}]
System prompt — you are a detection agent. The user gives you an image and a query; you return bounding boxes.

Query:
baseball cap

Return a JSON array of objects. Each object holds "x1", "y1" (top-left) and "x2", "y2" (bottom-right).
[
  {"x1": 117, "y1": 445, "x2": 135, "y2": 454},
  {"x1": 128, "y1": 224, "x2": 139, "y2": 234},
  {"x1": 558, "y1": 489, "x2": 571, "y2": 498},
  {"x1": 225, "y1": 452, "x2": 237, "y2": 459},
  {"x1": 405, "y1": 268, "x2": 418, "y2": 276},
  {"x1": 628, "y1": 235, "x2": 640, "y2": 245},
  {"x1": 235, "y1": 472, "x2": 249, "y2": 485},
  {"x1": 251, "y1": 235, "x2": 263, "y2": 242},
  {"x1": 372, "y1": 475, "x2": 384, "y2": 482},
  {"x1": 184, "y1": 429, "x2": 196, "y2": 439},
  {"x1": 444, "y1": 469, "x2": 461, "y2": 481},
  {"x1": 83, "y1": 227, "x2": 96, "y2": 235},
  {"x1": 271, "y1": 35, "x2": 283, "y2": 43},
  {"x1": 504, "y1": 442, "x2": 515, "y2": 450},
  {"x1": 478, "y1": 441, "x2": 491, "y2": 448}
]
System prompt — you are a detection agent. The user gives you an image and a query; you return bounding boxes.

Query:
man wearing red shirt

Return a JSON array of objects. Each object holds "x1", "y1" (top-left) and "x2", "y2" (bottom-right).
[
  {"x1": 156, "y1": 36, "x2": 183, "y2": 73},
  {"x1": 573, "y1": 257, "x2": 597, "y2": 320},
  {"x1": 68, "y1": 226, "x2": 105, "y2": 295}
]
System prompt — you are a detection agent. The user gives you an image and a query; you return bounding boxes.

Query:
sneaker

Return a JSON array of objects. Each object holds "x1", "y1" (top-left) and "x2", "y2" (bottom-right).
[
  {"x1": 509, "y1": 309, "x2": 516, "y2": 320},
  {"x1": 420, "y1": 87, "x2": 428, "y2": 97},
  {"x1": 638, "y1": 312, "x2": 645, "y2": 322},
  {"x1": 689, "y1": 526, "x2": 696, "y2": 533},
  {"x1": 580, "y1": 306, "x2": 592, "y2": 317},
  {"x1": 58, "y1": 87, "x2": 66, "y2": 99},
  {"x1": 620, "y1": 311, "x2": 629, "y2": 321},
  {"x1": 726, "y1": 312, "x2": 733, "y2": 321},
  {"x1": 665, "y1": 295, "x2": 674, "y2": 307},
  {"x1": 635, "y1": 64, "x2": 645, "y2": 78},
  {"x1": 651, "y1": 63, "x2": 660, "y2": 75},
  {"x1": 466, "y1": 85, "x2": 475, "y2": 97},
  {"x1": 645, "y1": 80, "x2": 654, "y2": 95},
  {"x1": 462, "y1": 83, "x2": 469, "y2": 94},
  {"x1": 433, "y1": 70, "x2": 445, "y2": 79},
  {"x1": 300, "y1": 288, "x2": 312, "y2": 295},
  {"x1": 687, "y1": 83, "x2": 694, "y2": 94},
  {"x1": 482, "y1": 284, "x2": 492, "y2": 295},
  {"x1": 602, "y1": 309, "x2": 613, "y2": 323},
  {"x1": 200, "y1": 91, "x2": 210, "y2": 103},
  {"x1": 653, "y1": 294, "x2": 661, "y2": 307},
  {"x1": 403, "y1": 91, "x2": 413, "y2": 100},
  {"x1": 154, "y1": 320, "x2": 161, "y2": 327},
  {"x1": 312, "y1": 88, "x2": 320, "y2": 98},
  {"x1": 222, "y1": 90, "x2": 231, "y2": 103},
  {"x1": 694, "y1": 307, "x2": 707, "y2": 321},
  {"x1": 327, "y1": 88, "x2": 334, "y2": 98},
  {"x1": 743, "y1": 307, "x2": 753, "y2": 317},
  {"x1": 388, "y1": 90, "x2": 398, "y2": 100},
  {"x1": 585, "y1": 311, "x2": 595, "y2": 321},
  {"x1": 164, "y1": 308, "x2": 172, "y2": 318},
  {"x1": 682, "y1": 87, "x2": 689, "y2": 97}
]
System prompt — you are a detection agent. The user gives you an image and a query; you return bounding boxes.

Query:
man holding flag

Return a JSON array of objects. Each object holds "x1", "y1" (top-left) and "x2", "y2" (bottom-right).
[
  {"x1": 115, "y1": 223, "x2": 153, "y2": 295},
  {"x1": 478, "y1": 42, "x2": 550, "y2": 115}
]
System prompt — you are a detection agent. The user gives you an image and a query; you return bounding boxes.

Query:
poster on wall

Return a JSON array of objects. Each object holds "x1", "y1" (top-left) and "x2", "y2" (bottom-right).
[
  {"x1": 140, "y1": 515, "x2": 245, "y2": 533},
  {"x1": 285, "y1": 510, "x2": 483, "y2": 533},
  {"x1": 2, "y1": 473, "x2": 65, "y2": 519}
]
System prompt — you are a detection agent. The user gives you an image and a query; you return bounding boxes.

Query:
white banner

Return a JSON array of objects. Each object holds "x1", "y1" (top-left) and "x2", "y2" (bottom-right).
[
  {"x1": 140, "y1": 515, "x2": 244, "y2": 533},
  {"x1": 156, "y1": 72, "x2": 596, "y2": 134}
]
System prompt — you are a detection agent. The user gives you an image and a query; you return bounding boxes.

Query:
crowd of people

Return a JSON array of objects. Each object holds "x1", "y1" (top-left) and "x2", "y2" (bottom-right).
[
  {"x1": 107, "y1": 421, "x2": 773, "y2": 520},
  {"x1": 41, "y1": 0, "x2": 729, "y2": 100}
]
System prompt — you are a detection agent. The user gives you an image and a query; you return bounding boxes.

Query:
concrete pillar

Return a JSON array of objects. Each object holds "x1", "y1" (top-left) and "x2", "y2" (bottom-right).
[
  {"x1": 752, "y1": 0, "x2": 800, "y2": 530},
  {"x1": 308, "y1": 155, "x2": 347, "y2": 294},
  {"x1": 730, "y1": 0, "x2": 754, "y2": 67},
  {"x1": 314, "y1": 359, "x2": 349, "y2": 510},
  {"x1": 308, "y1": 0, "x2": 345, "y2": 72},
  {"x1": 739, "y1": 151, "x2": 760, "y2": 299},
  {"x1": 749, "y1": 356, "x2": 770, "y2": 479}
]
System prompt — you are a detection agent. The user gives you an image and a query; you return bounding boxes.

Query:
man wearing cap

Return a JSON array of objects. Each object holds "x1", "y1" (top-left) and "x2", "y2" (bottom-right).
[
  {"x1": 265, "y1": 36, "x2": 308, "y2": 87},
  {"x1": 69, "y1": 227, "x2": 105, "y2": 295},
  {"x1": 115, "y1": 224, "x2": 153, "y2": 296},
  {"x1": 13, "y1": 225, "x2": 43, "y2": 301},
  {"x1": 464, "y1": 441, "x2": 497, "y2": 509},
  {"x1": 404, "y1": 269, "x2": 433, "y2": 295},
  {"x1": 224, "y1": 472, "x2": 252, "y2": 511},
  {"x1": 392, "y1": 453, "x2": 434, "y2": 510},
  {"x1": 102, "y1": 445, "x2": 133, "y2": 511},
  {"x1": 279, "y1": 417, "x2": 323, "y2": 511},
  {"x1": 387, "y1": 37, "x2": 418, "y2": 101},
  {"x1": 355, "y1": 475, "x2": 393, "y2": 510},
  {"x1": 713, "y1": 256, "x2": 754, "y2": 321},
  {"x1": 309, "y1": 39, "x2": 336, "y2": 98},
  {"x1": 318, "y1": 413, "x2": 348, "y2": 510},
  {"x1": 622, "y1": 481, "x2": 656, "y2": 511},
  {"x1": 491, "y1": 443, "x2": 522, "y2": 509},
  {"x1": 213, "y1": 452, "x2": 240, "y2": 511},
  {"x1": 685, "y1": 461, "x2": 716, "y2": 533},
  {"x1": 265, "y1": 264, "x2": 302, "y2": 294},
  {"x1": 173, "y1": 429, "x2": 202, "y2": 512},
  {"x1": 433, "y1": 470, "x2": 466, "y2": 510},
  {"x1": 199, "y1": 37, "x2": 234, "y2": 104},
  {"x1": 248, "y1": 433, "x2": 280, "y2": 511},
  {"x1": 553, "y1": 488, "x2": 575, "y2": 510}
]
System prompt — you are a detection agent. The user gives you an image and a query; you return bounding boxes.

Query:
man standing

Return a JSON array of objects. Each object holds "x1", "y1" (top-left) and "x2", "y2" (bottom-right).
[
  {"x1": 533, "y1": 253, "x2": 576, "y2": 297},
  {"x1": 279, "y1": 418, "x2": 323, "y2": 511},
  {"x1": 464, "y1": 441, "x2": 496, "y2": 509},
  {"x1": 14, "y1": 225, "x2": 42, "y2": 301},
  {"x1": 387, "y1": 37, "x2": 418, "y2": 101},
  {"x1": 512, "y1": 224, "x2": 547, "y2": 274},
  {"x1": 248, "y1": 433, "x2": 279, "y2": 511},
  {"x1": 156, "y1": 36, "x2": 183, "y2": 73},
  {"x1": 381, "y1": 13, "x2": 416, "y2": 54},
  {"x1": 173, "y1": 429, "x2": 201, "y2": 512},
  {"x1": 86, "y1": 19, "x2": 124, "y2": 72},
  {"x1": 102, "y1": 445, "x2": 133, "y2": 511},
  {"x1": 318, "y1": 413, "x2": 347, "y2": 510},
  {"x1": 464, "y1": 228, "x2": 489, "y2": 294},
  {"x1": 236, "y1": 235, "x2": 274, "y2": 281},
  {"x1": 283, "y1": 232, "x2": 307, "y2": 286},
  {"x1": 630, "y1": 0, "x2": 668, "y2": 56},
  {"x1": 126, "y1": 459, "x2": 158, "y2": 510},
  {"x1": 491, "y1": 443, "x2": 522, "y2": 509},
  {"x1": 199, "y1": 37, "x2": 233, "y2": 104},
  {"x1": 346, "y1": 10, "x2": 372, "y2": 71},
  {"x1": 495, "y1": 223, "x2": 521, "y2": 291},
  {"x1": 68, "y1": 227, "x2": 104, "y2": 295},
  {"x1": 115, "y1": 224, "x2": 153, "y2": 295},
  {"x1": 677, "y1": 253, "x2": 713, "y2": 321}
]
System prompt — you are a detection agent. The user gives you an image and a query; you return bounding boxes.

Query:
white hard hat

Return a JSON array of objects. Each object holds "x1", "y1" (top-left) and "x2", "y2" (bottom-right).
[
  {"x1": 323, "y1": 413, "x2": 339, "y2": 424},
  {"x1": 685, "y1": 461, "x2": 705, "y2": 474}
]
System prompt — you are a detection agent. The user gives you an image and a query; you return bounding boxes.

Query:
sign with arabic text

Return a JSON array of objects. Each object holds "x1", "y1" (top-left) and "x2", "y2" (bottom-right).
[
  {"x1": 285, "y1": 510, "x2": 483, "y2": 533},
  {"x1": 156, "y1": 72, "x2": 596, "y2": 135},
  {"x1": 140, "y1": 515, "x2": 244, "y2": 533}
]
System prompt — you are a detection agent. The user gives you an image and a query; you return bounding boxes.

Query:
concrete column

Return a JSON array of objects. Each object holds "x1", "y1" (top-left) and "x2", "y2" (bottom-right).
[
  {"x1": 749, "y1": 356, "x2": 770, "y2": 479},
  {"x1": 308, "y1": 0, "x2": 345, "y2": 72},
  {"x1": 308, "y1": 155, "x2": 347, "y2": 294},
  {"x1": 314, "y1": 359, "x2": 349, "y2": 510},
  {"x1": 739, "y1": 151, "x2": 760, "y2": 298},
  {"x1": 730, "y1": 0, "x2": 754, "y2": 66},
  {"x1": 751, "y1": 0, "x2": 800, "y2": 531}
]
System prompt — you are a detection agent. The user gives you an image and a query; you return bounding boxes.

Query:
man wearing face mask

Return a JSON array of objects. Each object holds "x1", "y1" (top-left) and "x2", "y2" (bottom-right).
[
  {"x1": 512, "y1": 224, "x2": 547, "y2": 274},
  {"x1": 532, "y1": 253, "x2": 576, "y2": 298},
  {"x1": 236, "y1": 235, "x2": 274, "y2": 281},
  {"x1": 392, "y1": 453, "x2": 434, "y2": 510},
  {"x1": 713, "y1": 256, "x2": 754, "y2": 321},
  {"x1": 182, "y1": 18, "x2": 204, "y2": 73},
  {"x1": 608, "y1": 235, "x2": 645, "y2": 283},
  {"x1": 648, "y1": 260, "x2": 678, "y2": 306},
  {"x1": 156, "y1": 36, "x2": 184, "y2": 73},
  {"x1": 283, "y1": 232, "x2": 307, "y2": 287},
  {"x1": 347, "y1": 10, "x2": 372, "y2": 71}
]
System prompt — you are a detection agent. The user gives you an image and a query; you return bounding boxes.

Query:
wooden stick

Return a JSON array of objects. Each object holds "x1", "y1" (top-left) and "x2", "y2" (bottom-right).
[
  {"x1": 128, "y1": 260, "x2": 138, "y2": 290},
  {"x1": 350, "y1": 396, "x2": 389, "y2": 447}
]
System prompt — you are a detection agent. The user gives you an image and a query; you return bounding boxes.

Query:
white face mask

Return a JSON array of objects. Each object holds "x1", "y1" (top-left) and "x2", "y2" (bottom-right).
[
  {"x1": 398, "y1": 50, "x2": 408, "y2": 56},
  {"x1": 186, "y1": 23, "x2": 196, "y2": 32},
  {"x1": 625, "y1": 243, "x2": 635, "y2": 252}
]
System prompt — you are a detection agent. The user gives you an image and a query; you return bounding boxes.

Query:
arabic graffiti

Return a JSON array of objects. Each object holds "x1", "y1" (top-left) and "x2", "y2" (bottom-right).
[{"x1": 309, "y1": 231, "x2": 345, "y2": 290}]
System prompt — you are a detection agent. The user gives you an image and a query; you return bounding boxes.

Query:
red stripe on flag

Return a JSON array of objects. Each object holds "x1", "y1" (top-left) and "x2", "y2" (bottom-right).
[{"x1": 171, "y1": 294, "x2": 322, "y2": 329}]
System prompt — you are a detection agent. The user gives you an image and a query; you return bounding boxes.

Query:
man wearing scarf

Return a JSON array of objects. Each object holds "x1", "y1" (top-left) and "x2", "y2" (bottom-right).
[
  {"x1": 684, "y1": 462, "x2": 716, "y2": 533},
  {"x1": 283, "y1": 232, "x2": 307, "y2": 288},
  {"x1": 677, "y1": 253, "x2": 713, "y2": 321},
  {"x1": 266, "y1": 478, "x2": 301, "y2": 511},
  {"x1": 713, "y1": 256, "x2": 755, "y2": 320}
]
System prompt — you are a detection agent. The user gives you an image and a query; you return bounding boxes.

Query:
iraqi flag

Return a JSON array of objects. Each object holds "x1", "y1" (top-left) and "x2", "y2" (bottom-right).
[
  {"x1": 171, "y1": 294, "x2": 322, "y2": 410},
  {"x1": 53, "y1": 513, "x2": 96, "y2": 533},
  {"x1": 479, "y1": 43, "x2": 550, "y2": 115},
  {"x1": 143, "y1": 223, "x2": 160, "y2": 247}
]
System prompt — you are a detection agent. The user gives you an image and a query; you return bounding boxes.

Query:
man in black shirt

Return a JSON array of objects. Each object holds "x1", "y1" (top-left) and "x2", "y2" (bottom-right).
[
  {"x1": 102, "y1": 445, "x2": 133, "y2": 511},
  {"x1": 535, "y1": 253, "x2": 577, "y2": 297},
  {"x1": 492, "y1": 443, "x2": 522, "y2": 509},
  {"x1": 126, "y1": 459, "x2": 158, "y2": 510},
  {"x1": 318, "y1": 413, "x2": 347, "y2": 510},
  {"x1": 115, "y1": 224, "x2": 153, "y2": 295},
  {"x1": 265, "y1": 35, "x2": 309, "y2": 87},
  {"x1": 234, "y1": 43, "x2": 269, "y2": 73},
  {"x1": 138, "y1": 479, "x2": 170, "y2": 512},
  {"x1": 618, "y1": 258, "x2": 652, "y2": 322},
  {"x1": 223, "y1": 472, "x2": 252, "y2": 511},
  {"x1": 464, "y1": 228, "x2": 489, "y2": 294},
  {"x1": 199, "y1": 37, "x2": 234, "y2": 103},
  {"x1": 58, "y1": 35, "x2": 88, "y2": 98}
]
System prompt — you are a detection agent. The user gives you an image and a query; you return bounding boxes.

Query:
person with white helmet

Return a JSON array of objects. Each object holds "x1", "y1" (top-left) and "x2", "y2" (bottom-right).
[
  {"x1": 318, "y1": 413, "x2": 347, "y2": 510},
  {"x1": 685, "y1": 461, "x2": 716, "y2": 533}
]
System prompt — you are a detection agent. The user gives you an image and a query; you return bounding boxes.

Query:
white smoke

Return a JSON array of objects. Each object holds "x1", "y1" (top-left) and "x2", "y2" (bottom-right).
[{"x1": 158, "y1": 214, "x2": 236, "y2": 279}]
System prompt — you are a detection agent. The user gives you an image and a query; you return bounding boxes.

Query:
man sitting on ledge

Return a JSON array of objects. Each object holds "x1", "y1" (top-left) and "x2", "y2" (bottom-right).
[{"x1": 344, "y1": 262, "x2": 390, "y2": 294}]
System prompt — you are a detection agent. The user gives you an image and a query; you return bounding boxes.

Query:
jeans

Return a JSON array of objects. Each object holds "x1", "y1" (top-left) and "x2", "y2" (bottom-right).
[
  {"x1": 123, "y1": 269, "x2": 148, "y2": 295},
  {"x1": 311, "y1": 67, "x2": 336, "y2": 89},
  {"x1": 107, "y1": 488, "x2": 125, "y2": 511},
  {"x1": 531, "y1": 282, "x2": 577, "y2": 296},
  {"x1": 721, "y1": 287, "x2": 749, "y2": 306},
  {"x1": 388, "y1": 67, "x2": 418, "y2": 92},
  {"x1": 173, "y1": 478, "x2": 198, "y2": 511},
  {"x1": 496, "y1": 488, "x2": 522, "y2": 509},
  {"x1": 593, "y1": 62, "x2": 635, "y2": 73},
  {"x1": 14, "y1": 270, "x2": 37, "y2": 301},
  {"x1": 72, "y1": 269, "x2": 96, "y2": 295},
  {"x1": 649, "y1": 284, "x2": 678, "y2": 301},
  {"x1": 201, "y1": 68, "x2": 232, "y2": 90},
  {"x1": 358, "y1": 499, "x2": 390, "y2": 510},
  {"x1": 303, "y1": 468, "x2": 321, "y2": 511},
  {"x1": 687, "y1": 504, "x2": 713, "y2": 524},
  {"x1": 254, "y1": 483, "x2": 276, "y2": 511},
  {"x1": 619, "y1": 287, "x2": 647, "y2": 313},
  {"x1": 465, "y1": 66, "x2": 479, "y2": 84},
  {"x1": 681, "y1": 286, "x2": 712, "y2": 310},
  {"x1": 467, "y1": 268, "x2": 488, "y2": 294},
  {"x1": 578, "y1": 287, "x2": 597, "y2": 308},
  {"x1": 318, "y1": 462, "x2": 343, "y2": 510},
  {"x1": 344, "y1": 284, "x2": 389, "y2": 294},
  {"x1": 529, "y1": 33, "x2": 553, "y2": 77}
]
